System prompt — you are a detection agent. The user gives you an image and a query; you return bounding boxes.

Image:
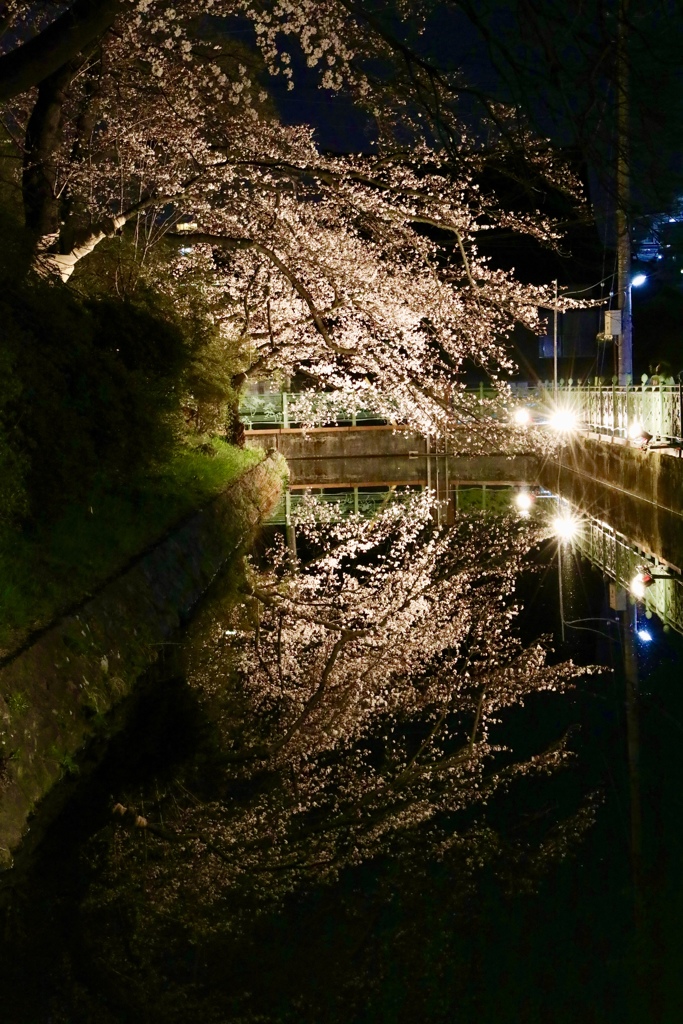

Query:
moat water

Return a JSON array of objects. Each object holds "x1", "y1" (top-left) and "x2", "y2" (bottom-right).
[{"x1": 1, "y1": 455, "x2": 682, "y2": 1023}]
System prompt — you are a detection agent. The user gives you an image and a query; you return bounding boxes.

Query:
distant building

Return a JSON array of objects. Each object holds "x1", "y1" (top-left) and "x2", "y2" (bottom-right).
[{"x1": 633, "y1": 203, "x2": 683, "y2": 282}]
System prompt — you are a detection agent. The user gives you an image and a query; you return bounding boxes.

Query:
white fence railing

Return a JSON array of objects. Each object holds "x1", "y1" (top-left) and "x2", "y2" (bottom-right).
[
  {"x1": 240, "y1": 389, "x2": 391, "y2": 429},
  {"x1": 528, "y1": 377, "x2": 683, "y2": 445},
  {"x1": 240, "y1": 379, "x2": 683, "y2": 445},
  {"x1": 268, "y1": 489, "x2": 405, "y2": 525},
  {"x1": 240, "y1": 382, "x2": 532, "y2": 430},
  {"x1": 266, "y1": 484, "x2": 527, "y2": 524}
]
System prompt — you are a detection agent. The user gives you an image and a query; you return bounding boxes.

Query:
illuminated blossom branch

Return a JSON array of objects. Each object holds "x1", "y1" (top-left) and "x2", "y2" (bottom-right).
[{"x1": 1, "y1": 1, "x2": 589, "y2": 442}]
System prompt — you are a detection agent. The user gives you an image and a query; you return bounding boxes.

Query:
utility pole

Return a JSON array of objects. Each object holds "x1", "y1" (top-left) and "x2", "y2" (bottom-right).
[
  {"x1": 616, "y1": 0, "x2": 633, "y2": 383},
  {"x1": 553, "y1": 279, "x2": 559, "y2": 399}
]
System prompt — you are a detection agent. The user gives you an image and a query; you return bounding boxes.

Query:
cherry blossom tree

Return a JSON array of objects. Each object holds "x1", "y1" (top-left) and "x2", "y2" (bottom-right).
[
  {"x1": 0, "y1": 2, "x2": 589, "y2": 440},
  {"x1": 98, "y1": 492, "x2": 594, "y2": 935}
]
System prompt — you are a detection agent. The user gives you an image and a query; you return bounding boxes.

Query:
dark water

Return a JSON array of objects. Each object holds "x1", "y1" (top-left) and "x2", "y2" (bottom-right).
[
  {"x1": 1, "y1": 503, "x2": 682, "y2": 1023},
  {"x1": 512, "y1": 545, "x2": 683, "y2": 1024}
]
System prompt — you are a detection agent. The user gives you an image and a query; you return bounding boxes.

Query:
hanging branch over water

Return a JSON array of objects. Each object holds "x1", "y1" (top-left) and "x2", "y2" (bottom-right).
[{"x1": 1, "y1": 0, "x2": 589, "y2": 440}]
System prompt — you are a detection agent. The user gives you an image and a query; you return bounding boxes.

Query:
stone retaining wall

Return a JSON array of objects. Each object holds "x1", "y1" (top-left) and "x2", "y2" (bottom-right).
[{"x1": 567, "y1": 438, "x2": 683, "y2": 513}]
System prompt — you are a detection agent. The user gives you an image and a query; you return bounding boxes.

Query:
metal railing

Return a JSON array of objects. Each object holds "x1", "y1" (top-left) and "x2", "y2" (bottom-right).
[
  {"x1": 267, "y1": 488, "x2": 410, "y2": 525},
  {"x1": 266, "y1": 484, "x2": 524, "y2": 525},
  {"x1": 240, "y1": 390, "x2": 391, "y2": 429},
  {"x1": 240, "y1": 379, "x2": 683, "y2": 446},
  {"x1": 530, "y1": 377, "x2": 683, "y2": 445},
  {"x1": 240, "y1": 383, "x2": 529, "y2": 430}
]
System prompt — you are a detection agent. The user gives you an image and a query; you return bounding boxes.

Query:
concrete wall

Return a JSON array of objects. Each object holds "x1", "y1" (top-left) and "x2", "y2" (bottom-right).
[
  {"x1": 247, "y1": 427, "x2": 539, "y2": 488},
  {"x1": 247, "y1": 424, "x2": 425, "y2": 461},
  {"x1": 557, "y1": 437, "x2": 683, "y2": 513},
  {"x1": 0, "y1": 455, "x2": 284, "y2": 870}
]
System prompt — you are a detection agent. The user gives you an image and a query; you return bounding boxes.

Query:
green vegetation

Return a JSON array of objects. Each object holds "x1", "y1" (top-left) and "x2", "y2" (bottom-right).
[
  {"x1": 0, "y1": 439, "x2": 261, "y2": 653},
  {"x1": 6, "y1": 691, "x2": 30, "y2": 717},
  {"x1": 0, "y1": 176, "x2": 257, "y2": 654}
]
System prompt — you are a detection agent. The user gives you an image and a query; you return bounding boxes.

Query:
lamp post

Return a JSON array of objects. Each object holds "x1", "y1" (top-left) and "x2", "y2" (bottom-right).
[{"x1": 616, "y1": 0, "x2": 633, "y2": 383}]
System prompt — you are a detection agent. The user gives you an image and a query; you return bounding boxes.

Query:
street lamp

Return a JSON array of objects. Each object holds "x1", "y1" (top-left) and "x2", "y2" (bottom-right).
[
  {"x1": 627, "y1": 421, "x2": 653, "y2": 448},
  {"x1": 551, "y1": 512, "x2": 580, "y2": 542},
  {"x1": 512, "y1": 406, "x2": 532, "y2": 427},
  {"x1": 549, "y1": 408, "x2": 578, "y2": 433}
]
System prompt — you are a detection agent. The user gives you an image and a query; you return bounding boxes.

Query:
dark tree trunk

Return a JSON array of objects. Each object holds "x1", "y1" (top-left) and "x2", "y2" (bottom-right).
[
  {"x1": 0, "y1": 0, "x2": 119, "y2": 103},
  {"x1": 22, "y1": 64, "x2": 76, "y2": 240}
]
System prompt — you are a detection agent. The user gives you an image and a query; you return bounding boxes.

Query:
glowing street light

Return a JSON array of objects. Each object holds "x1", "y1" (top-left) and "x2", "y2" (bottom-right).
[
  {"x1": 549, "y1": 408, "x2": 578, "y2": 433},
  {"x1": 637, "y1": 628, "x2": 653, "y2": 643},
  {"x1": 512, "y1": 406, "x2": 532, "y2": 427},
  {"x1": 514, "y1": 490, "x2": 534, "y2": 513},
  {"x1": 632, "y1": 273, "x2": 647, "y2": 287},
  {"x1": 627, "y1": 421, "x2": 653, "y2": 448}
]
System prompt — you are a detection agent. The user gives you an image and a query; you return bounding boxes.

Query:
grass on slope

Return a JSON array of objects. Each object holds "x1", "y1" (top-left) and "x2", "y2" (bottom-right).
[{"x1": 0, "y1": 440, "x2": 262, "y2": 655}]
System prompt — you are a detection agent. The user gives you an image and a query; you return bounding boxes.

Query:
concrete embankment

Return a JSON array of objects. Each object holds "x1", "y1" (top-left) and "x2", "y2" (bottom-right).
[{"x1": 0, "y1": 454, "x2": 284, "y2": 869}]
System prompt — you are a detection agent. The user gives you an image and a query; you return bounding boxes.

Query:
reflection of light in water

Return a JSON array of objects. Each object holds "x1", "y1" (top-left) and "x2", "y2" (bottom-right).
[
  {"x1": 514, "y1": 490, "x2": 533, "y2": 512},
  {"x1": 546, "y1": 483, "x2": 683, "y2": 638},
  {"x1": 630, "y1": 570, "x2": 653, "y2": 600},
  {"x1": 552, "y1": 513, "x2": 579, "y2": 541},
  {"x1": 637, "y1": 628, "x2": 653, "y2": 643}
]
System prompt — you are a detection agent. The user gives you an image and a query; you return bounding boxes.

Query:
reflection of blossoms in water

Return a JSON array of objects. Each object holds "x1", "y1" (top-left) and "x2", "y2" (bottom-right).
[{"x1": 100, "y1": 493, "x2": 598, "y2": 940}]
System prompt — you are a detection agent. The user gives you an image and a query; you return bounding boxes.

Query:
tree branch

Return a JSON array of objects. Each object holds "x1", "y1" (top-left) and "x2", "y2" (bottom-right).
[
  {"x1": 270, "y1": 634, "x2": 348, "y2": 756},
  {"x1": 171, "y1": 232, "x2": 357, "y2": 356}
]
